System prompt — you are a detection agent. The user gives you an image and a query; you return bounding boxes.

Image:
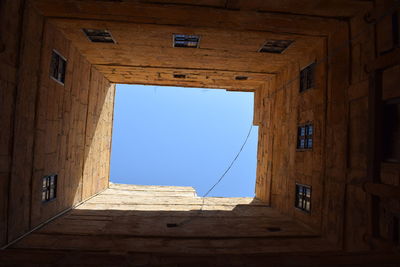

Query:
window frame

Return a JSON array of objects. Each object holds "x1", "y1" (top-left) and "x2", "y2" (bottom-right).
[
  {"x1": 382, "y1": 97, "x2": 400, "y2": 163},
  {"x1": 392, "y1": 12, "x2": 399, "y2": 49},
  {"x1": 295, "y1": 183, "x2": 311, "y2": 213},
  {"x1": 299, "y1": 62, "x2": 316, "y2": 93},
  {"x1": 42, "y1": 174, "x2": 58, "y2": 203},
  {"x1": 296, "y1": 123, "x2": 314, "y2": 151},
  {"x1": 258, "y1": 39, "x2": 294, "y2": 54},
  {"x1": 172, "y1": 34, "x2": 201, "y2": 48},
  {"x1": 82, "y1": 28, "x2": 116, "y2": 43},
  {"x1": 392, "y1": 215, "x2": 400, "y2": 245},
  {"x1": 49, "y1": 49, "x2": 67, "y2": 86}
]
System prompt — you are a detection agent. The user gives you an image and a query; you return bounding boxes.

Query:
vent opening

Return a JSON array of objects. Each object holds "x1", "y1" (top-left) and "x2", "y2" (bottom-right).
[
  {"x1": 83, "y1": 28, "x2": 115, "y2": 43},
  {"x1": 173, "y1": 74, "x2": 186, "y2": 79},
  {"x1": 173, "y1": 34, "x2": 200, "y2": 48},
  {"x1": 235, "y1": 76, "x2": 248, "y2": 81},
  {"x1": 166, "y1": 223, "x2": 179, "y2": 228},
  {"x1": 259, "y1": 39, "x2": 293, "y2": 54},
  {"x1": 266, "y1": 227, "x2": 282, "y2": 232}
]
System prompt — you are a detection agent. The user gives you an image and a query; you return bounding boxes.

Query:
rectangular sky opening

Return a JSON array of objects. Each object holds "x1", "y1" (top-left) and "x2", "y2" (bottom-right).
[{"x1": 110, "y1": 84, "x2": 258, "y2": 197}]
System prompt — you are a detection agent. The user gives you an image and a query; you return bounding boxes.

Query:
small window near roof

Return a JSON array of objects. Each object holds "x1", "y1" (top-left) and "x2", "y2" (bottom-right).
[
  {"x1": 383, "y1": 98, "x2": 400, "y2": 163},
  {"x1": 173, "y1": 74, "x2": 186, "y2": 79},
  {"x1": 173, "y1": 34, "x2": 200, "y2": 48},
  {"x1": 297, "y1": 124, "x2": 313, "y2": 150},
  {"x1": 83, "y1": 29, "x2": 115, "y2": 43},
  {"x1": 259, "y1": 39, "x2": 293, "y2": 54},
  {"x1": 300, "y1": 63, "x2": 316, "y2": 92},
  {"x1": 50, "y1": 50, "x2": 66, "y2": 85},
  {"x1": 235, "y1": 76, "x2": 248, "y2": 80},
  {"x1": 42, "y1": 174, "x2": 57, "y2": 203},
  {"x1": 295, "y1": 184, "x2": 311, "y2": 213}
]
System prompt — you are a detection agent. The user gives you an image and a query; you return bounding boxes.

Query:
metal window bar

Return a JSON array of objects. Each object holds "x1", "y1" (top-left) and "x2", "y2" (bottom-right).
[
  {"x1": 297, "y1": 124, "x2": 313, "y2": 150},
  {"x1": 259, "y1": 39, "x2": 294, "y2": 54},
  {"x1": 83, "y1": 29, "x2": 115, "y2": 43},
  {"x1": 50, "y1": 51, "x2": 66, "y2": 85},
  {"x1": 173, "y1": 34, "x2": 200, "y2": 48},
  {"x1": 300, "y1": 63, "x2": 315, "y2": 92},
  {"x1": 295, "y1": 184, "x2": 311, "y2": 212},
  {"x1": 42, "y1": 174, "x2": 57, "y2": 202}
]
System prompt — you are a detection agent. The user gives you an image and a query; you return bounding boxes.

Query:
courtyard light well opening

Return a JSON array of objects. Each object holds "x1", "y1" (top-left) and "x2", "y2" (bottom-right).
[{"x1": 109, "y1": 84, "x2": 259, "y2": 197}]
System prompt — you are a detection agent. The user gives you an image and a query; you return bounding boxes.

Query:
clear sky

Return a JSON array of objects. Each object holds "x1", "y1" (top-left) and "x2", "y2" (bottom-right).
[{"x1": 110, "y1": 84, "x2": 258, "y2": 197}]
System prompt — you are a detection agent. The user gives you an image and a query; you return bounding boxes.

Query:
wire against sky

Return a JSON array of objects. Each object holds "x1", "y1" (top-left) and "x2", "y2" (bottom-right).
[
  {"x1": 203, "y1": 124, "x2": 253, "y2": 198},
  {"x1": 177, "y1": 124, "x2": 254, "y2": 227},
  {"x1": 110, "y1": 85, "x2": 258, "y2": 197}
]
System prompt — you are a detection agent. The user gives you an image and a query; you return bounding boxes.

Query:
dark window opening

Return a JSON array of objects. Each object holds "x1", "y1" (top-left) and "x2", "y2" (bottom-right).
[
  {"x1": 173, "y1": 74, "x2": 186, "y2": 79},
  {"x1": 295, "y1": 184, "x2": 311, "y2": 213},
  {"x1": 259, "y1": 39, "x2": 293, "y2": 54},
  {"x1": 173, "y1": 34, "x2": 200, "y2": 48},
  {"x1": 300, "y1": 63, "x2": 316, "y2": 92},
  {"x1": 50, "y1": 50, "x2": 66, "y2": 85},
  {"x1": 297, "y1": 124, "x2": 313, "y2": 150},
  {"x1": 235, "y1": 76, "x2": 248, "y2": 80},
  {"x1": 393, "y1": 216, "x2": 400, "y2": 245},
  {"x1": 392, "y1": 12, "x2": 399, "y2": 48},
  {"x1": 83, "y1": 28, "x2": 116, "y2": 43},
  {"x1": 266, "y1": 227, "x2": 282, "y2": 232},
  {"x1": 383, "y1": 98, "x2": 400, "y2": 163},
  {"x1": 42, "y1": 174, "x2": 57, "y2": 202}
]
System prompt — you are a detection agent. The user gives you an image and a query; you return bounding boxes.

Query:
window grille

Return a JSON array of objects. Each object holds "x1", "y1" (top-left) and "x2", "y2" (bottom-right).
[
  {"x1": 300, "y1": 63, "x2": 315, "y2": 92},
  {"x1": 173, "y1": 34, "x2": 200, "y2": 48},
  {"x1": 295, "y1": 184, "x2": 311, "y2": 213},
  {"x1": 50, "y1": 50, "x2": 66, "y2": 85},
  {"x1": 42, "y1": 174, "x2": 57, "y2": 202},
  {"x1": 83, "y1": 28, "x2": 115, "y2": 43},
  {"x1": 297, "y1": 124, "x2": 313, "y2": 150},
  {"x1": 259, "y1": 39, "x2": 293, "y2": 54}
]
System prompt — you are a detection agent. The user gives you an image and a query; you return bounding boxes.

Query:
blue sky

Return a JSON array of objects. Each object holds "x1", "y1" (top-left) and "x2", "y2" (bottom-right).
[{"x1": 110, "y1": 84, "x2": 258, "y2": 197}]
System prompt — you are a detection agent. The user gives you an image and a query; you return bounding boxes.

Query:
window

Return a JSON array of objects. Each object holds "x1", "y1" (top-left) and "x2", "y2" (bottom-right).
[
  {"x1": 297, "y1": 124, "x2": 313, "y2": 150},
  {"x1": 295, "y1": 184, "x2": 311, "y2": 213},
  {"x1": 383, "y1": 98, "x2": 400, "y2": 163},
  {"x1": 392, "y1": 12, "x2": 399, "y2": 48},
  {"x1": 42, "y1": 174, "x2": 57, "y2": 202},
  {"x1": 300, "y1": 63, "x2": 315, "y2": 92},
  {"x1": 173, "y1": 34, "x2": 200, "y2": 48},
  {"x1": 50, "y1": 50, "x2": 66, "y2": 85},
  {"x1": 393, "y1": 216, "x2": 400, "y2": 245},
  {"x1": 83, "y1": 28, "x2": 116, "y2": 43},
  {"x1": 259, "y1": 39, "x2": 293, "y2": 54}
]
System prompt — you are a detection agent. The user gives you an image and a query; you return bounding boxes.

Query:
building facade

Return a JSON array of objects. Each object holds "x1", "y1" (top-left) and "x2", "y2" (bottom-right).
[{"x1": 0, "y1": 0, "x2": 399, "y2": 265}]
